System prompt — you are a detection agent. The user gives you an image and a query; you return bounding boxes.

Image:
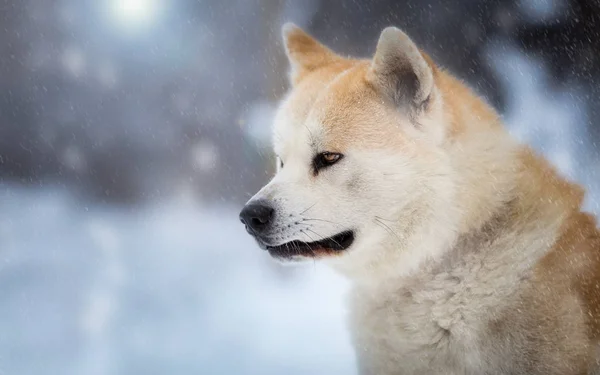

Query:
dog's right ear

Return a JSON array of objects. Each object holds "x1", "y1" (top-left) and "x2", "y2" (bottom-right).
[
  {"x1": 282, "y1": 23, "x2": 341, "y2": 85},
  {"x1": 367, "y1": 27, "x2": 436, "y2": 114}
]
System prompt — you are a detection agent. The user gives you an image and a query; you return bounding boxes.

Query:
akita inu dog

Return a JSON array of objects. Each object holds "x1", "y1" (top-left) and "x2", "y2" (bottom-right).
[{"x1": 239, "y1": 23, "x2": 600, "y2": 374}]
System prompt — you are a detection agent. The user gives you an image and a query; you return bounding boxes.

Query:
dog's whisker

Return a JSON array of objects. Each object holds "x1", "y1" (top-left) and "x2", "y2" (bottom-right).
[
  {"x1": 284, "y1": 241, "x2": 292, "y2": 257},
  {"x1": 301, "y1": 217, "x2": 343, "y2": 227},
  {"x1": 300, "y1": 228, "x2": 316, "y2": 242},
  {"x1": 375, "y1": 215, "x2": 398, "y2": 223},
  {"x1": 301, "y1": 230, "x2": 319, "y2": 261},
  {"x1": 300, "y1": 202, "x2": 318, "y2": 215},
  {"x1": 305, "y1": 228, "x2": 327, "y2": 243},
  {"x1": 374, "y1": 217, "x2": 402, "y2": 244},
  {"x1": 374, "y1": 220, "x2": 396, "y2": 241},
  {"x1": 303, "y1": 124, "x2": 317, "y2": 147},
  {"x1": 306, "y1": 228, "x2": 344, "y2": 249},
  {"x1": 292, "y1": 241, "x2": 301, "y2": 256}
]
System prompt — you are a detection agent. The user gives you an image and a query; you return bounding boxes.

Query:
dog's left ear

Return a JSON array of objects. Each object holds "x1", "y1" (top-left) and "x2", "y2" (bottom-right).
[
  {"x1": 282, "y1": 23, "x2": 342, "y2": 85},
  {"x1": 367, "y1": 27, "x2": 436, "y2": 113}
]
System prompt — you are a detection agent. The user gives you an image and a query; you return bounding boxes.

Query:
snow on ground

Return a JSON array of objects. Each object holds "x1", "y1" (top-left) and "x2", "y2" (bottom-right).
[{"x1": 0, "y1": 186, "x2": 356, "y2": 375}]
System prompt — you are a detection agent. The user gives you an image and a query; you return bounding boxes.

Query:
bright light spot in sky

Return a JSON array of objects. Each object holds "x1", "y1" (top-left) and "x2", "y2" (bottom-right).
[{"x1": 110, "y1": 0, "x2": 161, "y2": 30}]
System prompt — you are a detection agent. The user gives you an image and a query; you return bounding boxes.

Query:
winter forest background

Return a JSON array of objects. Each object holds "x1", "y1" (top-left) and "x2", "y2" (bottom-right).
[{"x1": 1, "y1": 0, "x2": 600, "y2": 374}]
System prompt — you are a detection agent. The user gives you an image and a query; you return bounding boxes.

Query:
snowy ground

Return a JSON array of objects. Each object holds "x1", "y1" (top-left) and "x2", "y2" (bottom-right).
[{"x1": 0, "y1": 186, "x2": 356, "y2": 375}]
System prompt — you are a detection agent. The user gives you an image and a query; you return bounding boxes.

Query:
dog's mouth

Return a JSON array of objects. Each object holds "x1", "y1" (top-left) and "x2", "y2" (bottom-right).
[{"x1": 264, "y1": 230, "x2": 355, "y2": 259}]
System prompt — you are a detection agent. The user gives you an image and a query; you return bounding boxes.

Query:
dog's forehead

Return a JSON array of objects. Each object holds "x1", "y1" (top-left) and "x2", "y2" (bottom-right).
[
  {"x1": 274, "y1": 61, "x2": 404, "y2": 155},
  {"x1": 274, "y1": 62, "x2": 354, "y2": 156}
]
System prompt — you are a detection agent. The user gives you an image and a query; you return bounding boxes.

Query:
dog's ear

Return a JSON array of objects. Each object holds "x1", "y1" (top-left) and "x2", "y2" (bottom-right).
[
  {"x1": 282, "y1": 23, "x2": 341, "y2": 85},
  {"x1": 367, "y1": 27, "x2": 436, "y2": 113}
]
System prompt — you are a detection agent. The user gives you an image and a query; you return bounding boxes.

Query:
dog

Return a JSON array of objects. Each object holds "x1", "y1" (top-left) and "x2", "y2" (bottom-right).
[{"x1": 239, "y1": 23, "x2": 600, "y2": 374}]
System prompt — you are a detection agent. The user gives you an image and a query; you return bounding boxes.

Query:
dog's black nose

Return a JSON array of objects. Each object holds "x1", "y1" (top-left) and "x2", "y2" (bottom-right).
[{"x1": 239, "y1": 202, "x2": 275, "y2": 233}]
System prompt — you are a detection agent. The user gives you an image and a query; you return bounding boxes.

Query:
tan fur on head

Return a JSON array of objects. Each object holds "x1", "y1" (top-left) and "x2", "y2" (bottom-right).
[{"x1": 242, "y1": 23, "x2": 600, "y2": 374}]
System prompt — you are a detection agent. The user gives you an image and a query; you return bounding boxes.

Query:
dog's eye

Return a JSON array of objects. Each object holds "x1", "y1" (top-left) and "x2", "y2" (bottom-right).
[
  {"x1": 278, "y1": 157, "x2": 284, "y2": 169},
  {"x1": 313, "y1": 152, "x2": 343, "y2": 174}
]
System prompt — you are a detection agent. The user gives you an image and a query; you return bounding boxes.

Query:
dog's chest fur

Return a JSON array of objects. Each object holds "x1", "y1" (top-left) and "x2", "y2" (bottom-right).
[{"x1": 347, "y1": 209, "x2": 589, "y2": 375}]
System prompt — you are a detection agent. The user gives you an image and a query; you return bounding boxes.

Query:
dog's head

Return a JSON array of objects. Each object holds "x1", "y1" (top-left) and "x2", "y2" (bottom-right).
[{"x1": 240, "y1": 24, "x2": 456, "y2": 277}]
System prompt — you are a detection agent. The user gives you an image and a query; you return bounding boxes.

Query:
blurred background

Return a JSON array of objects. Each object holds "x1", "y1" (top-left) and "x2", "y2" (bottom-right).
[{"x1": 1, "y1": 0, "x2": 600, "y2": 374}]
